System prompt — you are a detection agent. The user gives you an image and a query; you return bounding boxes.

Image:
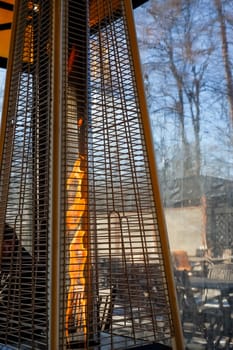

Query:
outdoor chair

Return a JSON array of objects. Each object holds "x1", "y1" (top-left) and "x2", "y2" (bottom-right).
[{"x1": 174, "y1": 269, "x2": 224, "y2": 349}]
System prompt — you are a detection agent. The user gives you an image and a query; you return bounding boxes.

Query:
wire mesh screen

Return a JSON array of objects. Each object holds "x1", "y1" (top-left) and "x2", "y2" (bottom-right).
[
  {"x1": 87, "y1": 1, "x2": 174, "y2": 348},
  {"x1": 0, "y1": 0, "x2": 181, "y2": 349},
  {"x1": 0, "y1": 0, "x2": 51, "y2": 349}
]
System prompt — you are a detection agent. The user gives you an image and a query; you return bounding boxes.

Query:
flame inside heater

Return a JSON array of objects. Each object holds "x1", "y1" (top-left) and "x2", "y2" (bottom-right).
[{"x1": 65, "y1": 155, "x2": 87, "y2": 344}]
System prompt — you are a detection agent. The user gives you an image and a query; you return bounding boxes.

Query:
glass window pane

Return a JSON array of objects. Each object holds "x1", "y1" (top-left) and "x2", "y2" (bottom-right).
[
  {"x1": 0, "y1": 68, "x2": 6, "y2": 117},
  {"x1": 135, "y1": 1, "x2": 233, "y2": 348}
]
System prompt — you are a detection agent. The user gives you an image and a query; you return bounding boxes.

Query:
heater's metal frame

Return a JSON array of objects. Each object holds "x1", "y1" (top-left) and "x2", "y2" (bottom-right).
[
  {"x1": 50, "y1": 0, "x2": 63, "y2": 348},
  {"x1": 0, "y1": 0, "x2": 20, "y2": 259},
  {"x1": 122, "y1": 2, "x2": 184, "y2": 349},
  {"x1": 0, "y1": 1, "x2": 184, "y2": 349}
]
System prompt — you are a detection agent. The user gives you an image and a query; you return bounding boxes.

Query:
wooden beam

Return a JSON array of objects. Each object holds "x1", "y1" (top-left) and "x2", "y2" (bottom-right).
[{"x1": 0, "y1": 1, "x2": 14, "y2": 12}]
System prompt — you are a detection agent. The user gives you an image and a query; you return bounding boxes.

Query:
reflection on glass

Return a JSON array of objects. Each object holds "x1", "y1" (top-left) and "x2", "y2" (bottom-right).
[{"x1": 135, "y1": 1, "x2": 233, "y2": 348}]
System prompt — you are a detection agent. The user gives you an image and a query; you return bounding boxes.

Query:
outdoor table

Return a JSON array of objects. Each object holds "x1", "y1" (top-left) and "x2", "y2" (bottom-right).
[
  {"x1": 190, "y1": 276, "x2": 233, "y2": 293},
  {"x1": 190, "y1": 276, "x2": 233, "y2": 337}
]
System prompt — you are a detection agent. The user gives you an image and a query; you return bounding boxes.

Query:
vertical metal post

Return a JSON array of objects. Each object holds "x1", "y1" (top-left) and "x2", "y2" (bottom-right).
[
  {"x1": 50, "y1": 0, "x2": 64, "y2": 348},
  {"x1": 124, "y1": 1, "x2": 185, "y2": 349}
]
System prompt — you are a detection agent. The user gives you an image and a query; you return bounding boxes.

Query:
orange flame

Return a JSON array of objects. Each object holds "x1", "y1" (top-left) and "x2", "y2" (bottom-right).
[
  {"x1": 65, "y1": 156, "x2": 87, "y2": 343},
  {"x1": 68, "y1": 45, "x2": 77, "y2": 74}
]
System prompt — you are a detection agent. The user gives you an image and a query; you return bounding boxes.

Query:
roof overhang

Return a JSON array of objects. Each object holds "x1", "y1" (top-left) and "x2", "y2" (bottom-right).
[{"x1": 0, "y1": 0, "x2": 14, "y2": 68}]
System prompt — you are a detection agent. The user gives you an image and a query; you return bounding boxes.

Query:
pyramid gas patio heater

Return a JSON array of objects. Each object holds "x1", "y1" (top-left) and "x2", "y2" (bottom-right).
[{"x1": 0, "y1": 0, "x2": 184, "y2": 349}]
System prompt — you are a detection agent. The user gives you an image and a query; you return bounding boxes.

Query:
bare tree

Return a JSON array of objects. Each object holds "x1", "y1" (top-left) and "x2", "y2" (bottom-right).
[
  {"x1": 214, "y1": 0, "x2": 233, "y2": 123},
  {"x1": 139, "y1": 0, "x2": 214, "y2": 177},
  {"x1": 135, "y1": 0, "x2": 233, "y2": 180}
]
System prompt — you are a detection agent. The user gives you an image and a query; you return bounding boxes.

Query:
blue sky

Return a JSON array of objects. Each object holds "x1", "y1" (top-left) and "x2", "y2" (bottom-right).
[{"x1": 0, "y1": 68, "x2": 6, "y2": 116}]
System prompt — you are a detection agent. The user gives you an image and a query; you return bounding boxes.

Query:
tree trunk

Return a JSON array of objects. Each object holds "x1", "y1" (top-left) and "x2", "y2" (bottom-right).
[
  {"x1": 215, "y1": 0, "x2": 233, "y2": 124},
  {"x1": 168, "y1": 46, "x2": 192, "y2": 177}
]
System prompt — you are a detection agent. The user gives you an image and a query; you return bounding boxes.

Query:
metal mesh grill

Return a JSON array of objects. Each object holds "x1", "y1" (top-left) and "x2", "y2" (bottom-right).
[
  {"x1": 87, "y1": 1, "x2": 173, "y2": 347},
  {"x1": 0, "y1": 1, "x2": 51, "y2": 349},
  {"x1": 0, "y1": 0, "x2": 181, "y2": 349}
]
